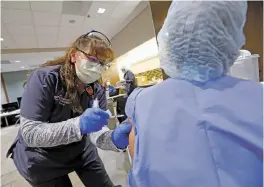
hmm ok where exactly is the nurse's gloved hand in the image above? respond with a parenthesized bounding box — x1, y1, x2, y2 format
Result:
(111, 121, 132, 149)
(80, 108, 110, 134)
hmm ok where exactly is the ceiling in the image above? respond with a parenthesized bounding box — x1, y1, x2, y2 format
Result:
(1, 51, 65, 73)
(0, 1, 149, 73)
(1, 0, 145, 49)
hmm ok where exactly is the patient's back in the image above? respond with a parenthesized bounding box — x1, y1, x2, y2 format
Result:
(126, 75, 263, 187)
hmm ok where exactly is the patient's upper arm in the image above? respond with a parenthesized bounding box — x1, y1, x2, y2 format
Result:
(125, 88, 144, 160)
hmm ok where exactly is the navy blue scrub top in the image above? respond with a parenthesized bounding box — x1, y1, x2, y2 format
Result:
(7, 65, 107, 162)
(21, 65, 107, 123)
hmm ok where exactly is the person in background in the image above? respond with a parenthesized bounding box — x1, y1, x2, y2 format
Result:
(105, 79, 118, 97)
(121, 67, 136, 96)
(126, 1, 263, 187)
(6, 30, 131, 187)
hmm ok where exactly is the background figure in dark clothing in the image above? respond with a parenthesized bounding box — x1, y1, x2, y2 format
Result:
(116, 96, 128, 123)
(121, 67, 136, 96)
(6, 31, 131, 187)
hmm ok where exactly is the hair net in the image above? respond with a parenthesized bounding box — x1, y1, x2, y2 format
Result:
(157, 1, 247, 82)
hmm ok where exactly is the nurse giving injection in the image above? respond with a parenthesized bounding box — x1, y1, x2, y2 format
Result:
(126, 1, 263, 187)
(6, 31, 131, 187)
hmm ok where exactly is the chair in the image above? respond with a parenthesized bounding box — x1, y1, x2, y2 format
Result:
(17, 97, 22, 108)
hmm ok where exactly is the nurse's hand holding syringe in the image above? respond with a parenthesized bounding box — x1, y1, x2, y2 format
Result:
(79, 98, 131, 149)
(79, 98, 108, 134)
(79, 108, 110, 134)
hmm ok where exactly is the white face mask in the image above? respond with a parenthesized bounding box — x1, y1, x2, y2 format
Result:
(75, 59, 104, 84)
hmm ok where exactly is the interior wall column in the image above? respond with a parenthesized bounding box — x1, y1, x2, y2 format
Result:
(149, 1, 172, 80)
(1, 73, 9, 103)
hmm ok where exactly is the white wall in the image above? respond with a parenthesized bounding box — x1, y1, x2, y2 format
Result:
(130, 56, 160, 74)
(111, 4, 156, 58)
(2, 70, 28, 103)
(115, 37, 160, 79)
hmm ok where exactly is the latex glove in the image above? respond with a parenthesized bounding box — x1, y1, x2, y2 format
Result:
(80, 108, 110, 134)
(112, 121, 132, 149)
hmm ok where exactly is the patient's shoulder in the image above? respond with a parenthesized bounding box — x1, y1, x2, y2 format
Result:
(125, 88, 144, 119)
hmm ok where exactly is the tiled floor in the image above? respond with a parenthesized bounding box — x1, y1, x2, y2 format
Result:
(1, 125, 130, 187)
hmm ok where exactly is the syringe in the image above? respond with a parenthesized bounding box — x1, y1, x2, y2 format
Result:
(93, 98, 125, 118)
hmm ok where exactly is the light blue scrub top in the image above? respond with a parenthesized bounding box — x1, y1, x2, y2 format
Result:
(126, 75, 263, 187)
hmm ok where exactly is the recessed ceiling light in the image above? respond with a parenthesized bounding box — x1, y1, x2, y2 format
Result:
(97, 8, 105, 14)
(21, 66, 25, 69)
(69, 20, 76, 24)
(0, 38, 4, 41)
(15, 60, 20, 63)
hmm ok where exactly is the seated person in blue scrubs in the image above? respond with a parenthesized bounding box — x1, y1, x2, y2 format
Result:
(105, 79, 118, 97)
(6, 31, 131, 187)
(126, 1, 263, 187)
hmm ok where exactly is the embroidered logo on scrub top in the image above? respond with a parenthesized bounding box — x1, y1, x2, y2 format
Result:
(54, 90, 71, 106)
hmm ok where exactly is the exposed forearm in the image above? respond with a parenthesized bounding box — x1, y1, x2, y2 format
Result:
(89, 126, 119, 152)
(129, 125, 135, 158)
(20, 116, 82, 147)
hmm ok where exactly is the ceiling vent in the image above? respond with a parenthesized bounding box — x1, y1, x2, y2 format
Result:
(62, 1, 92, 16)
